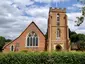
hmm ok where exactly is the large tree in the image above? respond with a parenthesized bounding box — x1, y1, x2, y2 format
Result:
(0, 36, 5, 52)
(0, 36, 12, 52)
(69, 29, 85, 42)
(5, 39, 12, 42)
(69, 29, 85, 51)
(78, 41, 85, 51)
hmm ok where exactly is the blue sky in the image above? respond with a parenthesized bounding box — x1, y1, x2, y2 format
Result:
(17, 0, 81, 14)
(0, 0, 85, 39)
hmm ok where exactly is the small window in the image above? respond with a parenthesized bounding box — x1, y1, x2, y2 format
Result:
(36, 37, 38, 46)
(10, 45, 14, 51)
(27, 37, 30, 46)
(56, 28, 60, 39)
(56, 14, 60, 26)
(33, 37, 35, 46)
(57, 14, 60, 21)
(30, 37, 32, 46)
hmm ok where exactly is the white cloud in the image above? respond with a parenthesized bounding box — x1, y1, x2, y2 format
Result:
(0, 0, 85, 40)
(67, 12, 85, 34)
(73, 3, 84, 8)
(67, 3, 84, 11)
(34, 0, 69, 3)
(67, 13, 80, 31)
(76, 30, 85, 34)
(12, 0, 34, 6)
(26, 6, 49, 18)
(0, 0, 49, 40)
(67, 7, 75, 10)
(0, 0, 31, 39)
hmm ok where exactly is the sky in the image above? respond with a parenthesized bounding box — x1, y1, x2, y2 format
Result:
(0, 0, 85, 40)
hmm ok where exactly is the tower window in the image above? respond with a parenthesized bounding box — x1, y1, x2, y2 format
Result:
(26, 31, 38, 47)
(57, 14, 60, 21)
(57, 14, 60, 26)
(56, 28, 60, 39)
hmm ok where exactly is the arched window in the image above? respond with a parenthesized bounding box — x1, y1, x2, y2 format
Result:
(57, 14, 60, 26)
(10, 45, 14, 51)
(57, 28, 60, 39)
(27, 31, 38, 47)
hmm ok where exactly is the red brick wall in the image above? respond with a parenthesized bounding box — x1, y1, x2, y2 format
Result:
(3, 22, 46, 52)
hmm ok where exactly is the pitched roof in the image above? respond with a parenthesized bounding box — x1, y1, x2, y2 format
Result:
(3, 21, 45, 49)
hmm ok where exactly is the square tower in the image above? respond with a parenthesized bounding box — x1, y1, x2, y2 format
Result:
(47, 7, 70, 52)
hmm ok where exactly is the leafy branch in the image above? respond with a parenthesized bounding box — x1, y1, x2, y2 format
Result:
(76, 0, 85, 26)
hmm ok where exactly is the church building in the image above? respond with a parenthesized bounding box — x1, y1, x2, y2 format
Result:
(3, 7, 70, 52)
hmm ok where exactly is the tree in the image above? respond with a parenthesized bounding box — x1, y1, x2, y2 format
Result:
(0, 36, 5, 52)
(76, 0, 85, 26)
(69, 29, 85, 51)
(77, 34, 85, 41)
(70, 34, 79, 42)
(5, 39, 12, 42)
(75, 16, 84, 26)
(0, 36, 12, 52)
(69, 29, 85, 42)
(69, 29, 78, 43)
(78, 41, 85, 51)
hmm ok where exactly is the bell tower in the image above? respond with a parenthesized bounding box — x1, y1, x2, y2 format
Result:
(47, 7, 70, 52)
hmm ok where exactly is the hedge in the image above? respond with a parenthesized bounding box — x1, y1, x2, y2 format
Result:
(0, 52, 85, 64)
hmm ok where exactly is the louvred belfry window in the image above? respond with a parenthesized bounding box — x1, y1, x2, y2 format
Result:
(57, 14, 60, 26)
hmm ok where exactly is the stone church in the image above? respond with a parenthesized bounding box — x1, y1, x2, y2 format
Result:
(3, 7, 70, 52)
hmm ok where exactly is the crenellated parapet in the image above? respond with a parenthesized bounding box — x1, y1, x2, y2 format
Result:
(49, 7, 66, 13)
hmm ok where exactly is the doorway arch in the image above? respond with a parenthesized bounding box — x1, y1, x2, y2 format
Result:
(56, 45, 62, 51)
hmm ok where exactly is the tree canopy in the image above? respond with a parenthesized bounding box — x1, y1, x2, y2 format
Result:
(69, 29, 85, 51)
(0, 36, 5, 52)
(0, 36, 12, 52)
(69, 29, 85, 43)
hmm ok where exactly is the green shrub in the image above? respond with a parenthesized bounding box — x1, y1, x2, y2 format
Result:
(0, 52, 85, 64)
(20, 50, 28, 53)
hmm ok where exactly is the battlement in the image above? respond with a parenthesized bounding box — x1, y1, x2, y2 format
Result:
(50, 7, 66, 13)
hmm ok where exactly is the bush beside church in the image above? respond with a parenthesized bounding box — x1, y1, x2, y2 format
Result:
(0, 52, 85, 64)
